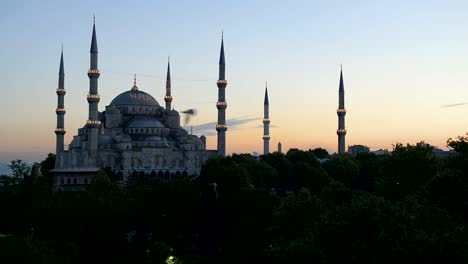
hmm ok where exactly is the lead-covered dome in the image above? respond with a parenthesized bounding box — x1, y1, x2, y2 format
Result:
(110, 87, 160, 107)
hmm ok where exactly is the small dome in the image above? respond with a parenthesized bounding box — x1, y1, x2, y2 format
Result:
(110, 88, 160, 107)
(106, 106, 120, 114)
(168, 109, 180, 116)
(128, 116, 165, 128)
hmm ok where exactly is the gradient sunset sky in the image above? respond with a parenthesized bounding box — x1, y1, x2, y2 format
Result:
(1, 0, 468, 163)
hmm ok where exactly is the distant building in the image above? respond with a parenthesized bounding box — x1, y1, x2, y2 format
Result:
(277, 142, 282, 154)
(432, 148, 458, 159)
(348, 145, 370, 156)
(371, 149, 390, 156)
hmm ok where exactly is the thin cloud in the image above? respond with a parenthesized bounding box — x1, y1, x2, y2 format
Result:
(441, 102, 468, 108)
(253, 125, 279, 128)
(191, 116, 260, 135)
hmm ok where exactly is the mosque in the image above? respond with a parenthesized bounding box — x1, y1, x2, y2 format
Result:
(51, 20, 347, 191)
(51, 21, 228, 190)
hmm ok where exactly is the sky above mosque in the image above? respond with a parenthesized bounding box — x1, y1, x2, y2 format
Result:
(1, 0, 468, 162)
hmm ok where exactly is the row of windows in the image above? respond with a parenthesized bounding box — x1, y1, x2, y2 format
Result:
(60, 177, 89, 185)
(127, 128, 167, 134)
(120, 106, 159, 114)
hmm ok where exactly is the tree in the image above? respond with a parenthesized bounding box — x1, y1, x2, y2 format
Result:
(286, 148, 319, 168)
(311, 147, 329, 159)
(323, 154, 359, 187)
(447, 132, 468, 154)
(376, 142, 441, 200)
(9, 159, 31, 183)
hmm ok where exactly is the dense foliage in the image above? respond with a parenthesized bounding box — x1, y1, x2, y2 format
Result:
(0, 138, 467, 263)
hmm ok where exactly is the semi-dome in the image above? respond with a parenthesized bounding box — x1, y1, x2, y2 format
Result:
(128, 116, 165, 128)
(110, 89, 160, 107)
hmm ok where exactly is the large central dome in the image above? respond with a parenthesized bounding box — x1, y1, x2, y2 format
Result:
(110, 85, 160, 107)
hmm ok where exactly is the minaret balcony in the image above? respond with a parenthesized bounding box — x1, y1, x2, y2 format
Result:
(263, 118, 270, 123)
(54, 128, 66, 134)
(87, 69, 101, 77)
(217, 80, 228, 84)
(216, 124, 228, 131)
(56, 88, 67, 95)
(164, 96, 173, 102)
(263, 135, 270, 140)
(337, 108, 347, 113)
(86, 120, 101, 127)
(216, 101, 228, 109)
(55, 108, 66, 114)
(336, 129, 347, 135)
(87, 94, 101, 102)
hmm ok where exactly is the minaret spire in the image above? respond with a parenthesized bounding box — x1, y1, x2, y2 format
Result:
(55, 48, 66, 153)
(87, 18, 101, 164)
(164, 57, 173, 111)
(216, 32, 228, 156)
(337, 66, 347, 154)
(263, 83, 270, 155)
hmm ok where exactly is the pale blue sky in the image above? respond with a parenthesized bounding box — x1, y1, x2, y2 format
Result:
(1, 0, 468, 162)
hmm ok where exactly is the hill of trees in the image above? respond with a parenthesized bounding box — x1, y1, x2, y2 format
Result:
(0, 134, 467, 263)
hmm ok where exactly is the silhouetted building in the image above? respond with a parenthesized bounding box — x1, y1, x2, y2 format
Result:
(348, 145, 370, 156)
(371, 149, 390, 156)
(432, 148, 458, 159)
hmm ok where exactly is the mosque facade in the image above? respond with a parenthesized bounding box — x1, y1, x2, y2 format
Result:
(52, 21, 226, 190)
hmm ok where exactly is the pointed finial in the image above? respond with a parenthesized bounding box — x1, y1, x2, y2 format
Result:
(222, 30, 224, 39)
(93, 14, 95, 24)
(340, 64, 342, 70)
(131, 73, 139, 91)
(219, 32, 225, 66)
(59, 46, 64, 75)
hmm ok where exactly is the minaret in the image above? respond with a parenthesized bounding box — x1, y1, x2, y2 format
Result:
(164, 57, 172, 111)
(337, 66, 347, 154)
(263, 84, 270, 155)
(278, 142, 282, 154)
(216, 33, 228, 156)
(86, 18, 101, 161)
(55, 48, 66, 153)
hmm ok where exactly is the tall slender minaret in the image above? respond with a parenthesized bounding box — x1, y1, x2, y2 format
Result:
(278, 142, 282, 154)
(164, 57, 172, 111)
(86, 18, 101, 161)
(216, 33, 228, 156)
(55, 48, 66, 153)
(263, 84, 270, 155)
(337, 66, 347, 154)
